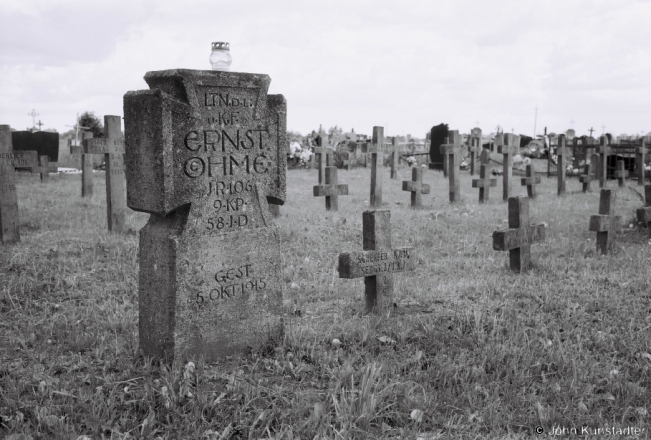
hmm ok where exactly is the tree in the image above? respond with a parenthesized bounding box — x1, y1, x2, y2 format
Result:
(79, 112, 104, 138)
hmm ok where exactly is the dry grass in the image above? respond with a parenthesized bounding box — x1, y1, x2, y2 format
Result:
(1, 163, 650, 439)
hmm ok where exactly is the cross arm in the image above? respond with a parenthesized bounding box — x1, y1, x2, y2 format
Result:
(313, 184, 348, 197)
(589, 215, 620, 232)
(493, 224, 546, 251)
(338, 247, 415, 279)
(472, 178, 497, 188)
(520, 176, 541, 185)
(402, 181, 430, 194)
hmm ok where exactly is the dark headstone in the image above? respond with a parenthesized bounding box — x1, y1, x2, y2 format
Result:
(492, 196, 546, 272)
(124, 69, 286, 362)
(338, 210, 416, 313)
(428, 123, 448, 171)
(589, 189, 620, 254)
(11, 130, 59, 163)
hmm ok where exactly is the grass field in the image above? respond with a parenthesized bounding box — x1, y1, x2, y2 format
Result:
(1, 163, 650, 439)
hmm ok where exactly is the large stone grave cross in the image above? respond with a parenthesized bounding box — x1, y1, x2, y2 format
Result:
(124, 69, 287, 362)
(556, 134, 568, 195)
(498, 133, 519, 201)
(636, 185, 651, 237)
(402, 167, 430, 208)
(615, 160, 628, 187)
(82, 115, 126, 233)
(636, 140, 646, 185)
(492, 196, 546, 272)
(468, 127, 482, 176)
(0, 126, 36, 244)
(313, 166, 348, 211)
(440, 130, 464, 203)
(579, 161, 593, 193)
(520, 164, 541, 198)
(362, 126, 384, 208)
(338, 209, 416, 313)
(596, 136, 609, 188)
(389, 136, 401, 179)
(472, 155, 497, 203)
(589, 189, 620, 254)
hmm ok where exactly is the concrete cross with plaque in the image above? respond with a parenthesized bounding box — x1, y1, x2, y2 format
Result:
(338, 210, 416, 313)
(498, 134, 519, 201)
(492, 196, 546, 272)
(83, 116, 126, 233)
(636, 185, 651, 238)
(440, 130, 464, 203)
(589, 189, 620, 255)
(124, 69, 287, 362)
(402, 167, 430, 208)
(520, 164, 541, 199)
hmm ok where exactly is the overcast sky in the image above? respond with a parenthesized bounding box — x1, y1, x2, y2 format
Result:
(1, 0, 649, 139)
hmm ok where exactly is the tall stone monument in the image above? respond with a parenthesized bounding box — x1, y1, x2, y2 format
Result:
(124, 69, 286, 362)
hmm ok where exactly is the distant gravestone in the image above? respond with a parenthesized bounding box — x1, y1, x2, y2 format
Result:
(338, 210, 416, 313)
(124, 69, 286, 361)
(597, 136, 609, 188)
(362, 127, 384, 208)
(498, 134, 519, 201)
(402, 167, 430, 208)
(440, 130, 464, 203)
(520, 164, 540, 198)
(468, 127, 482, 176)
(636, 185, 651, 237)
(615, 160, 628, 187)
(313, 166, 348, 211)
(492, 196, 546, 272)
(580, 161, 593, 193)
(83, 116, 126, 233)
(589, 189, 620, 255)
(11, 130, 59, 164)
(636, 140, 646, 185)
(557, 134, 568, 195)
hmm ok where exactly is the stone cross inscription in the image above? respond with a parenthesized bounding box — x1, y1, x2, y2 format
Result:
(402, 167, 430, 208)
(440, 130, 464, 203)
(520, 164, 541, 199)
(589, 189, 620, 255)
(498, 134, 519, 201)
(83, 116, 126, 233)
(492, 196, 546, 272)
(636, 185, 651, 238)
(124, 69, 286, 362)
(338, 210, 416, 313)
(313, 166, 348, 211)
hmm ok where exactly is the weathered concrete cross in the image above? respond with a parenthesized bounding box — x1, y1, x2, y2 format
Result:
(615, 160, 628, 187)
(468, 127, 483, 176)
(556, 134, 568, 196)
(579, 161, 593, 193)
(338, 209, 416, 313)
(589, 189, 620, 255)
(341, 151, 353, 170)
(492, 196, 546, 272)
(80, 131, 94, 197)
(636, 185, 651, 238)
(314, 132, 333, 184)
(83, 115, 126, 232)
(389, 136, 401, 179)
(402, 167, 430, 208)
(440, 130, 464, 203)
(313, 166, 348, 211)
(362, 126, 384, 208)
(30, 155, 50, 183)
(498, 133, 519, 201)
(520, 164, 541, 198)
(596, 136, 610, 188)
(636, 139, 646, 185)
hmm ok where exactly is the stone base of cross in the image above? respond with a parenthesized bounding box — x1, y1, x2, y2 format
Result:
(338, 210, 416, 313)
(492, 196, 546, 272)
(589, 189, 620, 255)
(636, 185, 651, 237)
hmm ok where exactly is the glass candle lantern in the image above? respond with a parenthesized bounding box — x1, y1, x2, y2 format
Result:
(209, 42, 232, 71)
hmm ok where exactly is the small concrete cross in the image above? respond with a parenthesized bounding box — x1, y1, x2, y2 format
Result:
(314, 134, 333, 184)
(83, 115, 126, 232)
(498, 133, 519, 201)
(596, 136, 610, 188)
(636, 185, 651, 238)
(402, 167, 430, 208)
(492, 196, 546, 272)
(389, 136, 401, 179)
(520, 164, 541, 199)
(30, 155, 50, 183)
(589, 189, 620, 255)
(472, 163, 497, 203)
(36, 120, 44, 131)
(556, 134, 568, 196)
(615, 160, 628, 187)
(440, 130, 464, 203)
(636, 139, 646, 185)
(313, 166, 348, 211)
(362, 126, 384, 208)
(579, 161, 593, 193)
(341, 151, 353, 170)
(468, 128, 483, 176)
(338, 209, 416, 313)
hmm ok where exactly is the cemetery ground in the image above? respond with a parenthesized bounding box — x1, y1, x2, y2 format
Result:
(1, 164, 650, 439)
